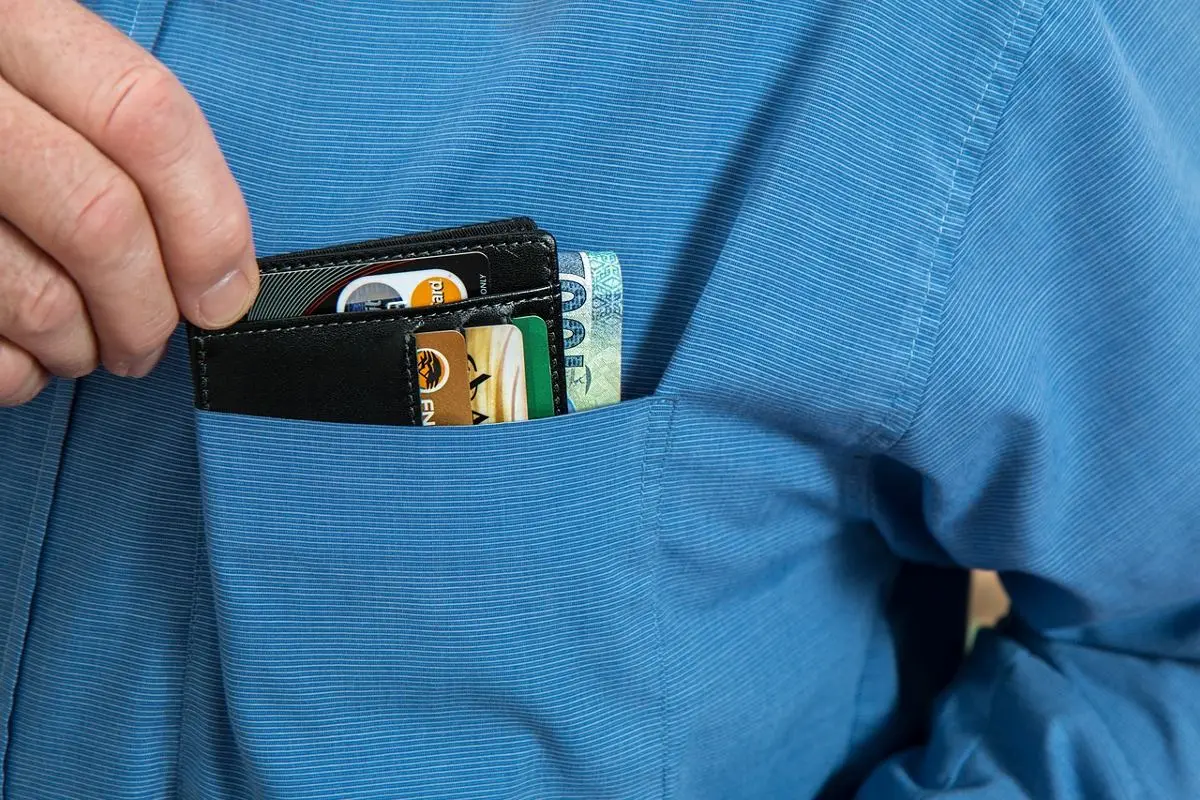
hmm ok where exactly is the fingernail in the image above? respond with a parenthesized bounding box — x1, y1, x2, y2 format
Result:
(128, 342, 167, 379)
(198, 268, 252, 328)
(106, 359, 134, 378)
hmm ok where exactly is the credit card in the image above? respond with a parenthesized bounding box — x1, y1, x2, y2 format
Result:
(464, 324, 528, 425)
(511, 316, 555, 420)
(414, 330, 473, 426)
(338, 269, 468, 313)
(247, 251, 490, 321)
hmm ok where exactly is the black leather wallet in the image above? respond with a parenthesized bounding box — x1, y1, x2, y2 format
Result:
(187, 218, 567, 425)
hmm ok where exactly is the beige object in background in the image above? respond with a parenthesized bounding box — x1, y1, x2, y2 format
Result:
(968, 571, 1010, 648)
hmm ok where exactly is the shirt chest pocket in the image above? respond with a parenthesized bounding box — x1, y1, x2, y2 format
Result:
(191, 396, 675, 798)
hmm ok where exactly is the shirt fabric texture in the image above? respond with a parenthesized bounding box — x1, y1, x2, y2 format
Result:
(1, 1, 1198, 797)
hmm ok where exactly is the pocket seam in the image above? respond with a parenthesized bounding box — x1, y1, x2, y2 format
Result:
(0, 381, 76, 791)
(638, 396, 680, 800)
(170, 521, 207, 797)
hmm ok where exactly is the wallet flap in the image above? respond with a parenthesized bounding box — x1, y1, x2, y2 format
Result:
(193, 314, 420, 425)
(190, 287, 564, 424)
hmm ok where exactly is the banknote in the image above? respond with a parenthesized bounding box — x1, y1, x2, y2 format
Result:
(559, 251, 622, 412)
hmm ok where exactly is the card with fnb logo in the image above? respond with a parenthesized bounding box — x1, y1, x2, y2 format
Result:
(414, 330, 472, 426)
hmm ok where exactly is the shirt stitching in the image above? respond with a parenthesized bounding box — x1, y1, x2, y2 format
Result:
(169, 526, 207, 799)
(872, 0, 1044, 452)
(638, 397, 680, 800)
(0, 383, 72, 794)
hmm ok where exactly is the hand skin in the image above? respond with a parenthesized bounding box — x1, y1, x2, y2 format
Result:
(0, 0, 259, 405)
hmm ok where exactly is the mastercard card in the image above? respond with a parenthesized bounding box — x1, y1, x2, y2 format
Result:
(465, 324, 528, 425)
(338, 269, 468, 313)
(414, 330, 473, 426)
(246, 251, 489, 321)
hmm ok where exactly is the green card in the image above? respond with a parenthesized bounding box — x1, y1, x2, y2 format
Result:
(512, 315, 555, 419)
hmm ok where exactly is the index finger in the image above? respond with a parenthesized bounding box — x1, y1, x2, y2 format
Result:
(0, 0, 259, 329)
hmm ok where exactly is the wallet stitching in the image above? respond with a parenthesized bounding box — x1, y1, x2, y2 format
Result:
(259, 237, 552, 275)
(545, 307, 563, 412)
(196, 316, 429, 339)
(192, 296, 555, 339)
(402, 330, 417, 425)
(196, 336, 210, 411)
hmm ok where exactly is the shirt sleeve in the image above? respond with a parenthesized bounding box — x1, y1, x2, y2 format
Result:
(858, 1, 1200, 797)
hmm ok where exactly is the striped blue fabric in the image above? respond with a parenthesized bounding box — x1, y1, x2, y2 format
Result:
(1, 0, 1198, 797)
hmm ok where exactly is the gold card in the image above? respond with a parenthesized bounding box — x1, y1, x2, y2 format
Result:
(464, 324, 528, 424)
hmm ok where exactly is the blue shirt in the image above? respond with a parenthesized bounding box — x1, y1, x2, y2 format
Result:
(2, 1, 1198, 797)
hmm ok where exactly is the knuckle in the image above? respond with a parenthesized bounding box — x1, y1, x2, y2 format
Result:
(10, 272, 79, 339)
(106, 310, 177, 363)
(54, 170, 143, 261)
(198, 209, 252, 267)
(97, 63, 196, 166)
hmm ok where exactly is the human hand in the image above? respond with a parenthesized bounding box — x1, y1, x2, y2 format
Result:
(0, 0, 258, 406)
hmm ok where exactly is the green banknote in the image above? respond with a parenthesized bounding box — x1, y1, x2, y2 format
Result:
(559, 251, 622, 411)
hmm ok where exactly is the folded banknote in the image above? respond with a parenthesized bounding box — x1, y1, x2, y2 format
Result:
(560, 251, 622, 412)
